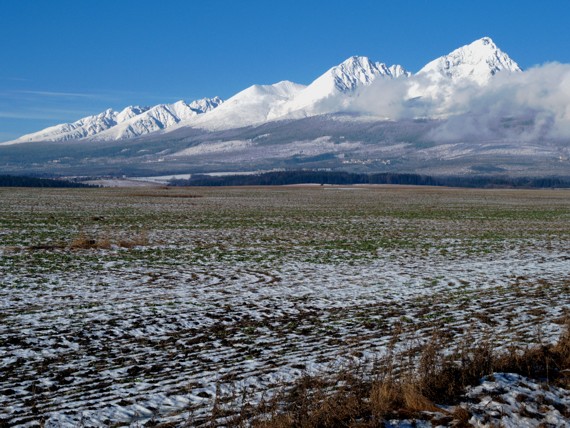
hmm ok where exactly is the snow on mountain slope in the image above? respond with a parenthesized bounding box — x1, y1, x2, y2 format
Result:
(189, 81, 305, 131)
(187, 97, 224, 114)
(267, 56, 409, 119)
(91, 97, 223, 141)
(115, 106, 148, 123)
(2, 97, 222, 144)
(389, 64, 411, 78)
(417, 37, 521, 85)
(2, 37, 523, 144)
(404, 37, 522, 115)
(6, 106, 149, 144)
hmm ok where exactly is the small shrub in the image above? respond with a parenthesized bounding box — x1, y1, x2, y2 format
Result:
(69, 232, 111, 250)
(69, 229, 148, 250)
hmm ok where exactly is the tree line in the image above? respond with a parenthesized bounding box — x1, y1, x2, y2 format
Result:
(169, 171, 570, 189)
(0, 175, 96, 188)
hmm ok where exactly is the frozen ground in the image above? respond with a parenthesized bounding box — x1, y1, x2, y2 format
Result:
(464, 373, 570, 427)
(0, 186, 569, 426)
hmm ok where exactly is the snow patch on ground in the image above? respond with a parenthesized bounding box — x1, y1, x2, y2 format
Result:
(172, 140, 253, 157)
(464, 373, 570, 427)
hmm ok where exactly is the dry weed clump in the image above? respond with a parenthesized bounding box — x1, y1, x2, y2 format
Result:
(69, 229, 149, 250)
(69, 232, 112, 250)
(241, 320, 570, 427)
(493, 318, 570, 389)
(118, 229, 149, 248)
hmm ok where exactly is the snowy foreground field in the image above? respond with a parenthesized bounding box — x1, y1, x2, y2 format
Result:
(1, 186, 569, 426)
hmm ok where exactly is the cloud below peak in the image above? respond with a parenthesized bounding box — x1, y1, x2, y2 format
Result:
(350, 62, 570, 142)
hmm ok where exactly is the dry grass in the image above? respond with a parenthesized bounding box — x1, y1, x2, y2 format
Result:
(69, 232, 112, 250)
(493, 319, 570, 389)
(118, 229, 149, 248)
(69, 229, 148, 249)
(238, 319, 570, 427)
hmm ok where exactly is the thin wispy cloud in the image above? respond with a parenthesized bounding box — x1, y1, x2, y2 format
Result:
(3, 88, 187, 105)
(0, 109, 100, 121)
(17, 90, 98, 98)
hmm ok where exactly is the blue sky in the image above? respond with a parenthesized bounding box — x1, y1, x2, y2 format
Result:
(1, 0, 570, 141)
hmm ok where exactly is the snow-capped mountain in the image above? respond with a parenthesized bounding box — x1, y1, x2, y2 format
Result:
(189, 81, 305, 131)
(319, 55, 405, 92)
(389, 64, 411, 78)
(3, 37, 522, 145)
(400, 37, 523, 115)
(2, 37, 567, 179)
(188, 97, 224, 114)
(91, 97, 223, 141)
(5, 97, 222, 144)
(267, 56, 409, 119)
(7, 106, 149, 143)
(417, 37, 521, 85)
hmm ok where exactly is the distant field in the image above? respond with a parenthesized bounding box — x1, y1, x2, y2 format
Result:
(1, 186, 569, 426)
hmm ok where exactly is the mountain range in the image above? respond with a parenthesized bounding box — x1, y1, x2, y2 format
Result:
(1, 37, 568, 178)
(4, 37, 518, 144)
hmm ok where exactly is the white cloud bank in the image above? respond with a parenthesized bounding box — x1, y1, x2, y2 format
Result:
(351, 63, 570, 142)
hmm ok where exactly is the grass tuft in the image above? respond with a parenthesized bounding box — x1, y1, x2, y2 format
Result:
(69, 232, 111, 250)
(241, 319, 570, 427)
(69, 229, 149, 250)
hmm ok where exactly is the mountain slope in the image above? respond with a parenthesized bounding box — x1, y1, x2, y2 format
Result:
(3, 97, 222, 144)
(401, 37, 523, 115)
(2, 37, 523, 145)
(417, 37, 521, 84)
(7, 106, 149, 144)
(188, 81, 306, 131)
(267, 56, 409, 119)
(91, 97, 223, 141)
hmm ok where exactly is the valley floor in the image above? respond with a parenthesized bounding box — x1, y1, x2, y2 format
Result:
(0, 186, 569, 426)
